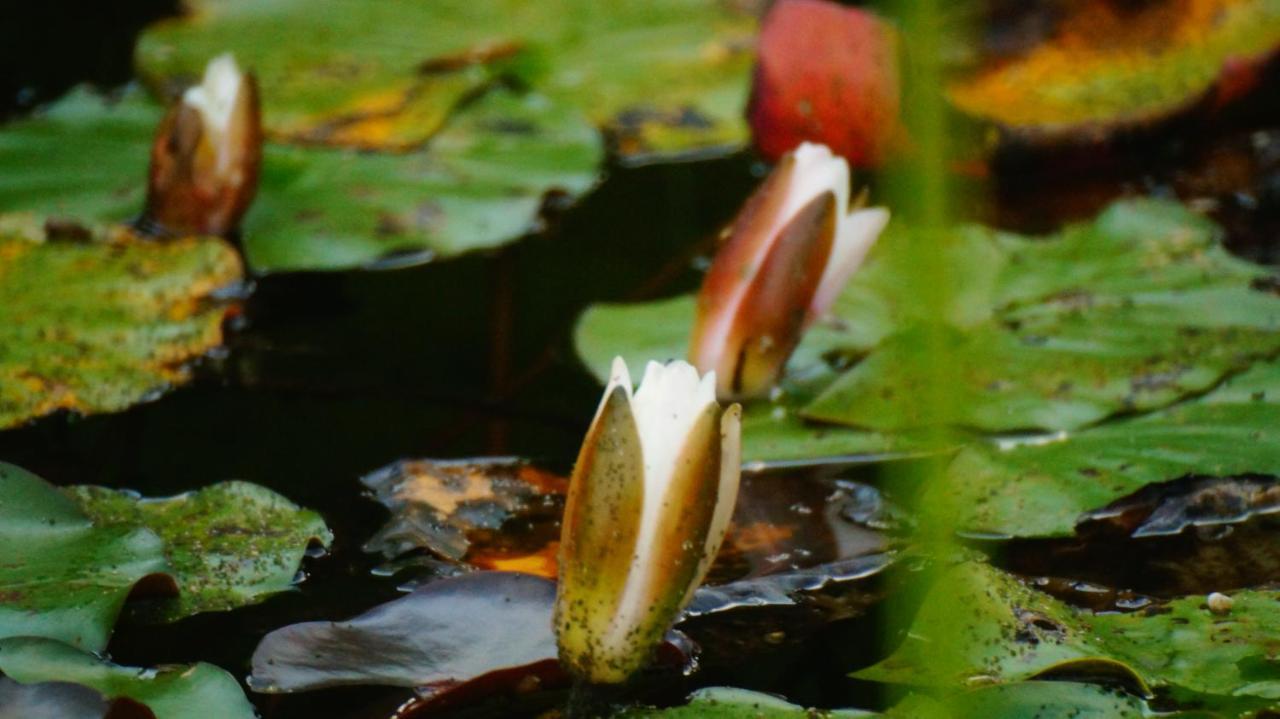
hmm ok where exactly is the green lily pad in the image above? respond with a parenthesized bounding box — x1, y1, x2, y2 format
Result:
(575, 200, 1280, 456)
(858, 562, 1280, 713)
(0, 636, 255, 719)
(0, 463, 171, 652)
(0, 85, 600, 273)
(134, 0, 754, 161)
(885, 682, 1217, 719)
(574, 296, 932, 464)
(621, 687, 873, 718)
(937, 359, 1280, 538)
(66, 481, 332, 622)
(948, 0, 1280, 138)
(0, 213, 242, 430)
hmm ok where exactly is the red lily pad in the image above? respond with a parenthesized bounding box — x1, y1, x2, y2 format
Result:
(748, 0, 901, 165)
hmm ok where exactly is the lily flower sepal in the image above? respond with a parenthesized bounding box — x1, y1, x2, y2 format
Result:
(555, 358, 741, 684)
(144, 53, 262, 238)
(689, 142, 889, 400)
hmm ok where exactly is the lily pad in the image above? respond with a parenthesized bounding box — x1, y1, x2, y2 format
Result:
(0, 85, 600, 273)
(939, 359, 1280, 538)
(0, 463, 171, 652)
(0, 213, 242, 429)
(66, 481, 332, 622)
(0, 637, 255, 719)
(362, 458, 566, 565)
(947, 0, 1280, 138)
(134, 0, 754, 161)
(576, 200, 1280, 452)
(249, 571, 561, 694)
(621, 687, 873, 718)
(857, 562, 1280, 712)
(885, 681, 1215, 719)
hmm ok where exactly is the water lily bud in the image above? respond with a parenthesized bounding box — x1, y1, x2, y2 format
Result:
(144, 53, 262, 237)
(689, 142, 889, 400)
(555, 358, 741, 684)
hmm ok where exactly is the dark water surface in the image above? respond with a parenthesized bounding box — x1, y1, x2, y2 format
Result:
(3, 3, 1280, 718)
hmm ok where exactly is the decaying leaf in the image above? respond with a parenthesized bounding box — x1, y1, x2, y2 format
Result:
(134, 0, 755, 161)
(66, 481, 332, 622)
(362, 457, 891, 583)
(0, 637, 255, 719)
(0, 214, 242, 429)
(948, 0, 1280, 139)
(362, 458, 566, 569)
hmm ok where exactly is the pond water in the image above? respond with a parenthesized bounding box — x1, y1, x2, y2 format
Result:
(4, 3, 1280, 718)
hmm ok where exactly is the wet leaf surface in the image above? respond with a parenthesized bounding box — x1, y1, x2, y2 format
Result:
(362, 458, 565, 566)
(884, 681, 1213, 719)
(577, 200, 1280, 456)
(362, 457, 890, 584)
(941, 360, 1280, 538)
(0, 213, 242, 429)
(858, 562, 1280, 714)
(249, 571, 561, 694)
(0, 86, 600, 272)
(948, 0, 1280, 139)
(0, 462, 172, 652)
(0, 677, 114, 719)
(0, 636, 255, 719)
(67, 481, 332, 622)
(134, 0, 755, 162)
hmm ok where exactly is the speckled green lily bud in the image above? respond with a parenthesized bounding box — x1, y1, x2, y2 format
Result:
(555, 358, 741, 684)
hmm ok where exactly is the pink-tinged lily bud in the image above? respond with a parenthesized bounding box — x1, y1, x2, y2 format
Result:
(144, 53, 262, 237)
(689, 142, 889, 400)
(555, 358, 741, 684)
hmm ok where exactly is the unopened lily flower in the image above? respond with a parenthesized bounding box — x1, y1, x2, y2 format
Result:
(689, 142, 889, 400)
(144, 53, 262, 237)
(555, 358, 741, 684)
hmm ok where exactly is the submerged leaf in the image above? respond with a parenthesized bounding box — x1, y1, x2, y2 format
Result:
(941, 360, 1280, 538)
(0, 637, 255, 719)
(362, 458, 565, 566)
(948, 0, 1280, 138)
(858, 562, 1280, 712)
(66, 481, 332, 622)
(0, 214, 242, 429)
(0, 86, 600, 273)
(0, 463, 172, 652)
(135, 0, 755, 161)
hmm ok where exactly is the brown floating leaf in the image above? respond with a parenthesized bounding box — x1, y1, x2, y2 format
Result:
(361, 458, 566, 571)
(948, 0, 1280, 139)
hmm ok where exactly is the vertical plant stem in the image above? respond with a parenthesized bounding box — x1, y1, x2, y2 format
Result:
(877, 0, 980, 710)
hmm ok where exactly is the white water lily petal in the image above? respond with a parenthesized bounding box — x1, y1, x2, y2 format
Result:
(182, 54, 245, 176)
(811, 206, 890, 317)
